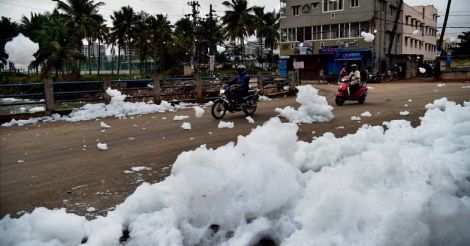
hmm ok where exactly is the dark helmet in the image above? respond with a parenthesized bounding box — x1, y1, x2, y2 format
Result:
(237, 64, 246, 74)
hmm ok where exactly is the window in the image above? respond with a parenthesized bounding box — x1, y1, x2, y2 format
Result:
(305, 26, 312, 40)
(297, 27, 304, 42)
(311, 2, 319, 8)
(405, 37, 408, 46)
(312, 26, 321, 40)
(331, 24, 339, 39)
(323, 25, 331, 39)
(323, 0, 343, 12)
(281, 29, 287, 42)
(331, 13, 335, 18)
(288, 28, 296, 41)
(350, 22, 360, 37)
(280, 2, 287, 17)
(351, 0, 359, 8)
(292, 5, 300, 16)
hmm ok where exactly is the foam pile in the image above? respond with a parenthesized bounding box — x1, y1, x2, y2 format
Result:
(276, 85, 334, 124)
(1, 97, 469, 245)
(361, 31, 375, 43)
(2, 89, 174, 127)
(4, 33, 39, 69)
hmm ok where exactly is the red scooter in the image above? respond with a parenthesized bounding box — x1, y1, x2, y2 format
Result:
(335, 76, 368, 106)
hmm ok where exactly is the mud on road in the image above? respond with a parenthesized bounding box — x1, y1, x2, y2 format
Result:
(1, 82, 469, 218)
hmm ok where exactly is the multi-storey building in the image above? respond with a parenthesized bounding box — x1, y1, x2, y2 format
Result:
(82, 43, 106, 58)
(279, 0, 436, 78)
(402, 4, 438, 62)
(441, 37, 460, 55)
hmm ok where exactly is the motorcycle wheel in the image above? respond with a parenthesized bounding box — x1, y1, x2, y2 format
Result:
(211, 100, 227, 119)
(357, 97, 366, 104)
(243, 97, 257, 116)
(335, 96, 345, 106)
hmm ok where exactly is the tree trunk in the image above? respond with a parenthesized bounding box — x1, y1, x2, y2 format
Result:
(241, 36, 245, 66)
(88, 39, 92, 75)
(111, 44, 115, 75)
(117, 44, 121, 75)
(128, 42, 132, 75)
(97, 39, 101, 75)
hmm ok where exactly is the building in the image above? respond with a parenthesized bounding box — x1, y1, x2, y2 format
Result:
(82, 42, 106, 58)
(402, 4, 438, 62)
(279, 0, 437, 79)
(441, 37, 460, 55)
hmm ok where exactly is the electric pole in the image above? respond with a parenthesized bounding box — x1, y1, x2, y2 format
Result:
(435, 0, 452, 79)
(188, 1, 200, 74)
(207, 4, 216, 55)
(387, 0, 403, 68)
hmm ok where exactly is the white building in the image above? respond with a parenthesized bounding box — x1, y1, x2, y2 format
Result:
(402, 4, 438, 62)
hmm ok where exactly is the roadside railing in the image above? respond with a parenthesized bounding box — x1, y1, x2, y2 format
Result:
(0, 74, 290, 114)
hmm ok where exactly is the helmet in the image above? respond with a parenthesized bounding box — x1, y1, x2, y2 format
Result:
(237, 64, 246, 74)
(351, 64, 358, 70)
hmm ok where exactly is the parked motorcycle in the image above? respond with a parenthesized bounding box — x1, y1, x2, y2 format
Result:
(335, 76, 368, 106)
(211, 84, 259, 119)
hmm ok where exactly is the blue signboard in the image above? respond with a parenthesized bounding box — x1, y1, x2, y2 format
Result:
(336, 52, 363, 61)
(278, 59, 288, 77)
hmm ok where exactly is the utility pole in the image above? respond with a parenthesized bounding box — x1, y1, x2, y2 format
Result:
(387, 0, 403, 69)
(207, 4, 216, 55)
(188, 1, 200, 74)
(435, 0, 452, 79)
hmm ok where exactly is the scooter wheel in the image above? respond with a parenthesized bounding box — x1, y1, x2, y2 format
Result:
(357, 97, 365, 104)
(335, 96, 345, 106)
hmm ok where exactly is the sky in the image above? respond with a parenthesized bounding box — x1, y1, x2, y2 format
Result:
(0, 0, 468, 38)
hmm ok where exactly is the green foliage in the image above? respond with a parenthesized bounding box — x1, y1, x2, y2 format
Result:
(0, 17, 19, 70)
(451, 31, 470, 57)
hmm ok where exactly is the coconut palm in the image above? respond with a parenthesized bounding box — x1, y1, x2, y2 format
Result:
(95, 21, 108, 75)
(53, 0, 105, 76)
(111, 6, 137, 74)
(253, 7, 280, 69)
(221, 0, 256, 64)
(147, 14, 172, 72)
(0, 17, 19, 71)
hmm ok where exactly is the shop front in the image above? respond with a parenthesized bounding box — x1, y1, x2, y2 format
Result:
(319, 46, 372, 76)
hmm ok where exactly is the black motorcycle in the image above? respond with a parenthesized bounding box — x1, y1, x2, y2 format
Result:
(211, 84, 259, 119)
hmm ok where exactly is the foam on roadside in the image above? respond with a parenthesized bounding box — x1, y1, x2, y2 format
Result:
(276, 85, 334, 124)
(1, 98, 469, 245)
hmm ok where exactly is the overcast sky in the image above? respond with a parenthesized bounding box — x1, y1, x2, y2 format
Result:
(0, 0, 468, 37)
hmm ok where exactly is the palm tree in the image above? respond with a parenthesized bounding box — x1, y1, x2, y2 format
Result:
(34, 13, 81, 79)
(173, 17, 193, 63)
(221, 0, 256, 64)
(95, 21, 108, 75)
(20, 13, 49, 75)
(53, 0, 104, 76)
(147, 14, 172, 72)
(253, 7, 280, 70)
(110, 10, 126, 75)
(0, 17, 19, 71)
(134, 12, 151, 75)
(111, 6, 136, 75)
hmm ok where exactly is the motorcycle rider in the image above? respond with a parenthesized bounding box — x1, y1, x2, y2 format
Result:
(229, 64, 250, 106)
(349, 64, 361, 96)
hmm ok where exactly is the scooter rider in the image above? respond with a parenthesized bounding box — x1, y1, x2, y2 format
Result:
(229, 64, 250, 105)
(349, 64, 361, 96)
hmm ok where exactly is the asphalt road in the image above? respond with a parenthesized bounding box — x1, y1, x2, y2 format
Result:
(1, 82, 469, 218)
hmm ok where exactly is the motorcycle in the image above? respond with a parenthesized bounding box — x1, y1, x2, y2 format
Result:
(335, 76, 368, 106)
(211, 84, 259, 119)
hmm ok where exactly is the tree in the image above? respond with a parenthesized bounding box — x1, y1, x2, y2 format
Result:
(253, 8, 280, 70)
(221, 0, 256, 64)
(147, 14, 172, 72)
(451, 31, 470, 56)
(0, 17, 19, 71)
(53, 0, 104, 76)
(95, 20, 108, 75)
(34, 13, 81, 79)
(111, 6, 137, 75)
(133, 12, 151, 75)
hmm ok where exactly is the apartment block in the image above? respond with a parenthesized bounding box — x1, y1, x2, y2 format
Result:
(279, 0, 436, 78)
(402, 4, 438, 62)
